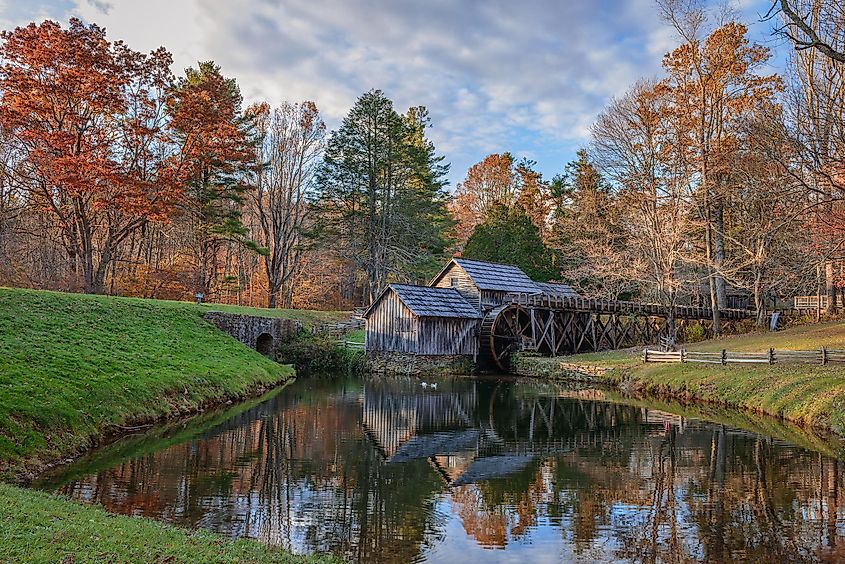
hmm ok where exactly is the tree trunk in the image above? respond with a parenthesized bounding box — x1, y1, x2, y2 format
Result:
(714, 201, 727, 309)
(825, 261, 837, 313)
(704, 207, 722, 335)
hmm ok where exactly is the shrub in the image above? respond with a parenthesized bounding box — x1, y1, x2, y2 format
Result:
(682, 323, 706, 343)
(275, 331, 362, 374)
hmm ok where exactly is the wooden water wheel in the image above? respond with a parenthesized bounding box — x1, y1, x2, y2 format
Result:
(479, 303, 532, 372)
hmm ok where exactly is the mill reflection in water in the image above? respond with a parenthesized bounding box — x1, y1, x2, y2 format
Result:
(50, 375, 845, 563)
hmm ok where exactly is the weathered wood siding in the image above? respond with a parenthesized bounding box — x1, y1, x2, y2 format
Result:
(433, 263, 481, 311)
(417, 318, 478, 355)
(480, 290, 509, 310)
(365, 290, 418, 353)
(365, 287, 478, 355)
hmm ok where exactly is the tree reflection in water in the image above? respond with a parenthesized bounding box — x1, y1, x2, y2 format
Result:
(48, 375, 845, 563)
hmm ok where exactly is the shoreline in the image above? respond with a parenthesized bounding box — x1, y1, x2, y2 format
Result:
(514, 348, 845, 440)
(0, 287, 338, 562)
(18, 375, 293, 487)
(0, 287, 303, 483)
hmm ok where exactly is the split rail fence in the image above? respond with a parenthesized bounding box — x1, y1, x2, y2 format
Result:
(339, 339, 365, 351)
(642, 347, 845, 366)
(313, 318, 365, 337)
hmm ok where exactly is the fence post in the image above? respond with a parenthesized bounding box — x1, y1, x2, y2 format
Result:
(721, 349, 727, 365)
(681, 348, 686, 363)
(643, 348, 648, 363)
(822, 347, 828, 366)
(768, 347, 774, 364)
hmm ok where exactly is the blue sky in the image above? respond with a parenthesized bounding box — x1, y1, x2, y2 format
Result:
(0, 0, 786, 188)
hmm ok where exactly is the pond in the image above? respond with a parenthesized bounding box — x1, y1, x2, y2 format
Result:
(37, 374, 845, 563)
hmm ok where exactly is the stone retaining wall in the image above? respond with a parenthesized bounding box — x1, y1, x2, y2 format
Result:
(512, 353, 615, 380)
(364, 352, 474, 376)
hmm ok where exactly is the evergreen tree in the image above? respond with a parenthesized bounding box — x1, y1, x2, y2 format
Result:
(168, 61, 259, 296)
(550, 149, 632, 298)
(463, 203, 557, 281)
(401, 106, 453, 281)
(315, 90, 450, 302)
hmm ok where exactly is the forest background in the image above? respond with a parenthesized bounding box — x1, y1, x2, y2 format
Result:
(1, 1, 844, 330)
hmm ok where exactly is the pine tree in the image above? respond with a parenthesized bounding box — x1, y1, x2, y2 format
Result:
(551, 149, 631, 298)
(315, 90, 450, 302)
(168, 61, 259, 296)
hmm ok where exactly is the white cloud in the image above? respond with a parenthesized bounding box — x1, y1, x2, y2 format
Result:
(2, 0, 782, 186)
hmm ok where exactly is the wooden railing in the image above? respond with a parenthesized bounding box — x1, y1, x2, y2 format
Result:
(643, 347, 845, 365)
(506, 293, 752, 320)
(313, 319, 365, 337)
(339, 339, 365, 351)
(793, 295, 845, 310)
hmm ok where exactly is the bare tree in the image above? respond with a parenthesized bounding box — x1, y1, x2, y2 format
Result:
(773, 1, 845, 63)
(592, 82, 693, 343)
(721, 113, 813, 325)
(251, 101, 325, 308)
(774, 0, 845, 311)
(0, 128, 26, 276)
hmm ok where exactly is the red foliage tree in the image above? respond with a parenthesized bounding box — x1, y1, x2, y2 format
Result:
(449, 153, 518, 250)
(0, 19, 177, 293)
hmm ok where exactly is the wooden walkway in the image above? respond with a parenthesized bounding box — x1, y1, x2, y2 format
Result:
(480, 293, 754, 370)
(507, 293, 750, 320)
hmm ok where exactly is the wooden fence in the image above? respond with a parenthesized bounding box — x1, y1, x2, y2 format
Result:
(794, 295, 845, 310)
(642, 347, 845, 366)
(313, 319, 365, 337)
(339, 339, 365, 351)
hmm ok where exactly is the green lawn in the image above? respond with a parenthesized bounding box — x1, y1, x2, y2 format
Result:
(516, 321, 845, 435)
(346, 328, 365, 344)
(0, 483, 336, 563)
(193, 301, 349, 329)
(0, 287, 345, 562)
(0, 287, 347, 481)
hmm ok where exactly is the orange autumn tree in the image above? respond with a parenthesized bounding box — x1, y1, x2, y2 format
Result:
(515, 159, 551, 238)
(450, 153, 518, 250)
(0, 19, 177, 294)
(658, 11, 781, 330)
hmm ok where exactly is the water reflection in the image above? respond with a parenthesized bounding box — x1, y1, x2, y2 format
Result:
(43, 376, 845, 563)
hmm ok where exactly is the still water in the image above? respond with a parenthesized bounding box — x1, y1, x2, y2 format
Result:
(38, 375, 845, 563)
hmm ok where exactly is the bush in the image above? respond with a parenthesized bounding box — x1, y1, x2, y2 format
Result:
(276, 331, 362, 374)
(683, 323, 706, 343)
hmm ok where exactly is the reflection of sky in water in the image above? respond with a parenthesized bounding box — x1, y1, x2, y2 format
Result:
(40, 375, 845, 563)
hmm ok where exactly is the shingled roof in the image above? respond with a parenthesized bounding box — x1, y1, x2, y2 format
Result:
(536, 281, 580, 299)
(451, 258, 541, 294)
(365, 284, 480, 319)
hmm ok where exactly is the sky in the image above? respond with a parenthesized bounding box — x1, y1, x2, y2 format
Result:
(0, 0, 786, 189)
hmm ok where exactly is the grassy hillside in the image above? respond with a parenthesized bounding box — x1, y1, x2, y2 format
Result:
(193, 301, 349, 329)
(517, 321, 845, 434)
(0, 483, 335, 563)
(0, 288, 347, 562)
(0, 287, 337, 480)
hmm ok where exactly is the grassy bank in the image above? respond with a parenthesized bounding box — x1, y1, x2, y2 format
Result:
(515, 320, 845, 435)
(0, 483, 332, 563)
(0, 287, 346, 561)
(0, 287, 329, 480)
